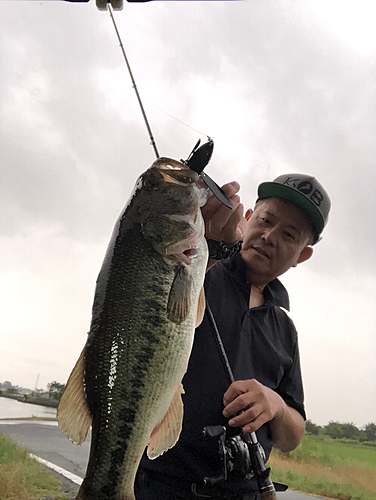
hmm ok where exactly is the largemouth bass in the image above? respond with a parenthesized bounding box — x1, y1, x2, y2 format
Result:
(57, 157, 208, 500)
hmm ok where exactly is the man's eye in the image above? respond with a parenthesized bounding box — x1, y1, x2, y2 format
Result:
(284, 231, 295, 240)
(260, 217, 270, 224)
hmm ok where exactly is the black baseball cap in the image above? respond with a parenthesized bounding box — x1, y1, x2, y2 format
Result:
(257, 174, 331, 244)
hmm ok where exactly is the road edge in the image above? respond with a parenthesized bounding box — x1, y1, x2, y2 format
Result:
(29, 453, 83, 485)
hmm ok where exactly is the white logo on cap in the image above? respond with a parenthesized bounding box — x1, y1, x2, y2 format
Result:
(283, 177, 323, 208)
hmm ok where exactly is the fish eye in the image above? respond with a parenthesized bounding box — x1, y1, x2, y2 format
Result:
(144, 178, 159, 190)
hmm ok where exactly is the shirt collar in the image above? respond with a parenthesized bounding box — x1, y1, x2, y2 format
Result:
(221, 252, 290, 311)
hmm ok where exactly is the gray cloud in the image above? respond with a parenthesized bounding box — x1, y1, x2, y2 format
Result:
(1, 0, 375, 424)
(2, 2, 374, 264)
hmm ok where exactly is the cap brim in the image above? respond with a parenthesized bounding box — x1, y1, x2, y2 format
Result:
(258, 182, 324, 240)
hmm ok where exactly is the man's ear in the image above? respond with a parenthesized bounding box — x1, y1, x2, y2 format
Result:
(245, 208, 253, 221)
(296, 246, 313, 265)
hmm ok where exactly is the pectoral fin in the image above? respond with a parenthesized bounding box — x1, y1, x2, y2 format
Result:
(57, 345, 92, 445)
(167, 266, 193, 324)
(147, 384, 184, 460)
(195, 286, 206, 327)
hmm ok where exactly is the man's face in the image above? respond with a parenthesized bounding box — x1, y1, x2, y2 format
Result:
(240, 197, 313, 285)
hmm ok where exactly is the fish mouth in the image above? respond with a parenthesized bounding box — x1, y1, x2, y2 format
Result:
(142, 157, 208, 263)
(252, 246, 271, 259)
(155, 160, 208, 208)
(144, 158, 208, 214)
(153, 158, 199, 185)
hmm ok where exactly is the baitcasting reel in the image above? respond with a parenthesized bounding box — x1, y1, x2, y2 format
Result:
(191, 425, 287, 498)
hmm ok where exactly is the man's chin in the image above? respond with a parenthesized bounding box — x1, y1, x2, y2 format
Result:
(241, 250, 273, 276)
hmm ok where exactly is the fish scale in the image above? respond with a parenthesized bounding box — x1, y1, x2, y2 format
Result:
(58, 158, 208, 500)
(84, 231, 173, 495)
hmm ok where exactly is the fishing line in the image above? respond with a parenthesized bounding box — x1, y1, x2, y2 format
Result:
(108, 5, 159, 159)
(146, 100, 210, 139)
(108, 6, 211, 157)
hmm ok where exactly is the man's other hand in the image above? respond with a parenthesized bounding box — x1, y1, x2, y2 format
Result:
(222, 379, 305, 452)
(222, 379, 283, 433)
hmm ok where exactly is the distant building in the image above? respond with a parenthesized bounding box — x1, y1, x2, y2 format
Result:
(19, 388, 33, 396)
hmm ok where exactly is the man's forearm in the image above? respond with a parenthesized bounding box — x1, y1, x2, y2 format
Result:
(269, 402, 305, 452)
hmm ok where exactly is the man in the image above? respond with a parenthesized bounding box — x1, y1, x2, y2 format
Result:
(135, 173, 331, 500)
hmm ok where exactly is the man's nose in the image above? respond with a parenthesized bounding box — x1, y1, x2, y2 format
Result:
(262, 226, 277, 245)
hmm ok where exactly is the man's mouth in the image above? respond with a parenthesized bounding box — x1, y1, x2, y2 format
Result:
(252, 246, 271, 259)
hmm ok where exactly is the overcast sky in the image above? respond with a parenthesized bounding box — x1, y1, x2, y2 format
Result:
(1, 0, 375, 428)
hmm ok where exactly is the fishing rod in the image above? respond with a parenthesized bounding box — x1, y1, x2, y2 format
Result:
(108, 6, 160, 159)
(203, 302, 287, 500)
(106, 8, 279, 499)
(63, 1, 152, 12)
(108, 6, 233, 209)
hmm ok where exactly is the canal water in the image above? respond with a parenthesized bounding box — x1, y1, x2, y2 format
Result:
(0, 396, 57, 419)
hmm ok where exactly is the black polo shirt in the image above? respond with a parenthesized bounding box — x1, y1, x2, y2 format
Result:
(139, 252, 305, 493)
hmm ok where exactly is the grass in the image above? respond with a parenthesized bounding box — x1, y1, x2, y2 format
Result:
(269, 434, 376, 500)
(1, 428, 375, 500)
(0, 433, 68, 500)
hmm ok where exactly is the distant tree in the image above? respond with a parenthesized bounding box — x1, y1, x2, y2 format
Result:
(358, 429, 367, 442)
(47, 381, 66, 401)
(324, 421, 344, 439)
(341, 422, 360, 440)
(305, 419, 321, 435)
(324, 421, 362, 440)
(364, 423, 376, 442)
(4, 387, 19, 395)
(2, 381, 12, 389)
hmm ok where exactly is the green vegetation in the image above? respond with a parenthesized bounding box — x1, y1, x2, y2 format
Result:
(0, 433, 68, 500)
(269, 433, 376, 500)
(46, 382, 66, 402)
(1, 389, 19, 397)
(306, 419, 376, 443)
(0, 380, 66, 409)
(1, 390, 375, 500)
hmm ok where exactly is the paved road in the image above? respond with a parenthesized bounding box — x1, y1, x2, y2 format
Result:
(0, 420, 90, 478)
(0, 421, 326, 499)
